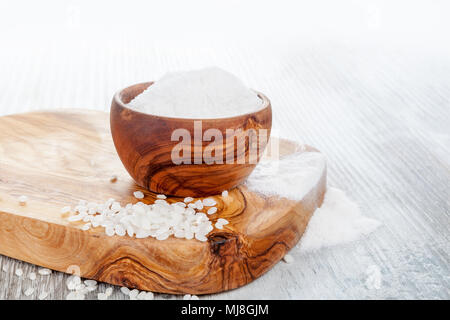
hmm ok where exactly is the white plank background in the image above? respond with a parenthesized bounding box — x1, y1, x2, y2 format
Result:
(0, 0, 449, 299)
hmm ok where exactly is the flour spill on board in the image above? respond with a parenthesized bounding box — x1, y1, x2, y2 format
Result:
(245, 151, 326, 201)
(127, 67, 263, 119)
(245, 150, 380, 251)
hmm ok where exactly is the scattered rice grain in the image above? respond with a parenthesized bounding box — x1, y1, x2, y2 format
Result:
(133, 191, 144, 199)
(24, 287, 35, 296)
(105, 287, 114, 296)
(60, 206, 71, 214)
(19, 195, 28, 205)
(215, 222, 224, 229)
(202, 198, 216, 206)
(84, 280, 97, 287)
(173, 202, 186, 207)
(38, 268, 52, 275)
(98, 292, 108, 300)
(283, 254, 294, 264)
(129, 289, 139, 299)
(217, 218, 229, 225)
(194, 200, 204, 210)
(184, 197, 194, 203)
(38, 291, 49, 300)
(121, 287, 130, 295)
(137, 291, 147, 300)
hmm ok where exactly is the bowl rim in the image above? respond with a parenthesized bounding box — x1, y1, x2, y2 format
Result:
(113, 81, 271, 122)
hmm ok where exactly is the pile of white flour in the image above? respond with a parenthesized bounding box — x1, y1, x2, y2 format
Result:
(298, 187, 381, 252)
(246, 150, 381, 252)
(127, 67, 263, 118)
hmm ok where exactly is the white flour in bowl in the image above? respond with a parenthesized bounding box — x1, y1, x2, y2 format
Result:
(127, 67, 263, 118)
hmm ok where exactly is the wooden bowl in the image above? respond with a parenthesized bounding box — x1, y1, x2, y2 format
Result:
(110, 82, 272, 197)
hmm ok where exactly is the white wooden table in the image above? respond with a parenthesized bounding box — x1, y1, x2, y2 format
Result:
(0, 1, 448, 299)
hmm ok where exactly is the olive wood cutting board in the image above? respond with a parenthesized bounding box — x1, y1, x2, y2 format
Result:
(0, 110, 326, 294)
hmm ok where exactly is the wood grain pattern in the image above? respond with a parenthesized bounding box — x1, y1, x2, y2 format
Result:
(110, 82, 272, 197)
(0, 110, 325, 295)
